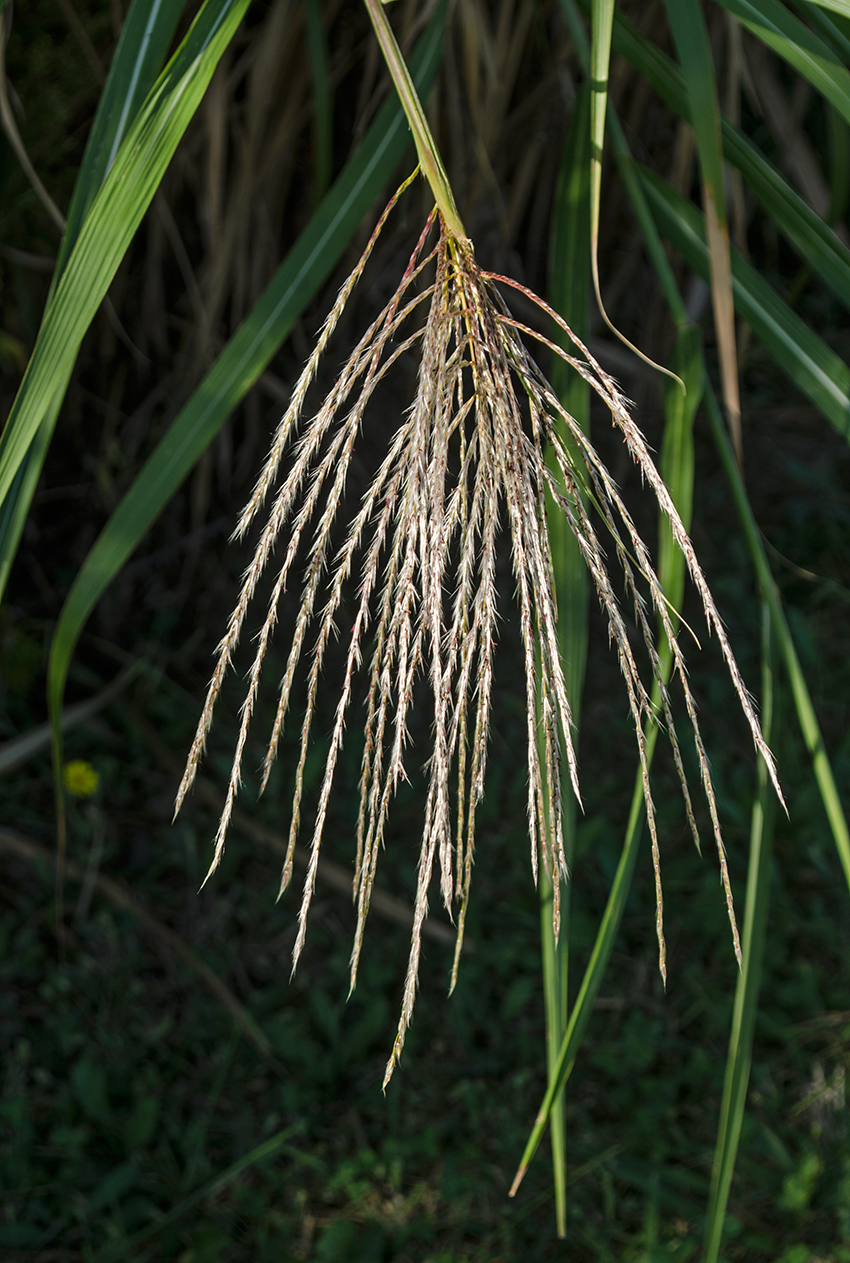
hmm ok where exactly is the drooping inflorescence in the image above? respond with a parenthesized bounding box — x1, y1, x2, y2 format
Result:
(176, 181, 781, 1086)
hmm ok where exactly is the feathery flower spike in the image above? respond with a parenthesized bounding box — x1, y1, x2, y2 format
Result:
(177, 180, 781, 1085)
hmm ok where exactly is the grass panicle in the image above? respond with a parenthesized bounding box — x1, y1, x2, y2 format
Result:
(177, 181, 780, 1083)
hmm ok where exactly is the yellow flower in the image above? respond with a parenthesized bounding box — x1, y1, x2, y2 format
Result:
(63, 760, 99, 799)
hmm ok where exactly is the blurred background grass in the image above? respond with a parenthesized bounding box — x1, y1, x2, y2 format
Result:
(1, 0, 849, 1258)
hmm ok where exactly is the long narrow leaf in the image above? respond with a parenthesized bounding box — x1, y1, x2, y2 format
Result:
(704, 385, 850, 890)
(639, 165, 850, 442)
(571, 0, 679, 383)
(788, 0, 850, 65)
(0, 0, 184, 599)
(511, 760, 649, 1196)
(549, 81, 592, 723)
(363, 0, 462, 236)
(664, 0, 742, 459)
(0, 0, 251, 511)
(803, 0, 850, 18)
(559, 0, 689, 325)
(608, 4, 850, 312)
(658, 327, 703, 616)
(589, 0, 615, 300)
(705, 596, 777, 1263)
(663, 0, 724, 206)
(60, 0, 184, 271)
(718, 0, 850, 126)
(511, 325, 704, 1194)
(540, 80, 592, 1238)
(0, 388, 65, 598)
(47, 3, 449, 743)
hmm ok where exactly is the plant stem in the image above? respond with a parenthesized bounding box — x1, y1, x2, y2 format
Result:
(705, 601, 776, 1263)
(362, 0, 466, 239)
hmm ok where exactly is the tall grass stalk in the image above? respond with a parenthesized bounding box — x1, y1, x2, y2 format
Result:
(511, 322, 704, 1195)
(664, 0, 743, 461)
(586, 0, 681, 387)
(540, 80, 592, 1236)
(705, 600, 777, 1263)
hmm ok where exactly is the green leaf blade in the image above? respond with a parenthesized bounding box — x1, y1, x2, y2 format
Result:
(541, 79, 593, 1238)
(718, 0, 850, 125)
(0, 0, 186, 600)
(59, 0, 184, 271)
(589, 0, 615, 285)
(0, 0, 251, 513)
(47, 0, 450, 735)
(639, 164, 850, 441)
(608, 5, 850, 312)
(513, 319, 704, 1195)
(663, 0, 725, 213)
(704, 385, 850, 892)
(805, 0, 850, 18)
(704, 469, 777, 1263)
(664, 0, 741, 456)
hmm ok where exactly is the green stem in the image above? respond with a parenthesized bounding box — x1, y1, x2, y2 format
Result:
(539, 863, 569, 1236)
(511, 323, 702, 1196)
(362, 0, 466, 238)
(540, 79, 593, 1235)
(705, 602, 776, 1263)
(511, 746, 651, 1196)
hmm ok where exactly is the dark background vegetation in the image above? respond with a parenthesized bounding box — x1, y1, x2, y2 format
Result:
(1, 0, 849, 1258)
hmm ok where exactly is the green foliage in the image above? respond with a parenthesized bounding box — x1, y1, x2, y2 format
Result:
(541, 78, 592, 1236)
(0, 0, 184, 597)
(0, 0, 251, 513)
(46, 1, 449, 786)
(721, 0, 850, 118)
(705, 603, 777, 1263)
(641, 167, 850, 443)
(513, 5, 849, 1254)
